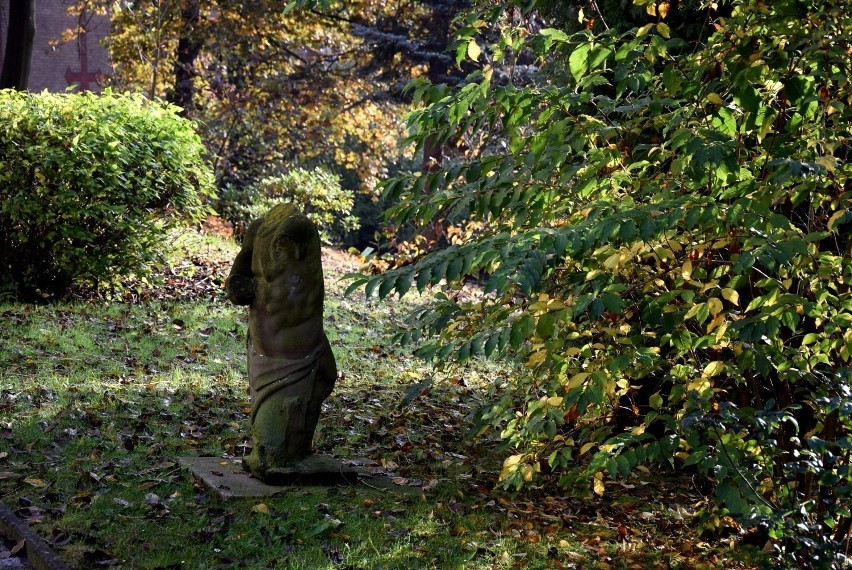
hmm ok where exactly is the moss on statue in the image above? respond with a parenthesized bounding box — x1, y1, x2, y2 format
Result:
(225, 203, 337, 481)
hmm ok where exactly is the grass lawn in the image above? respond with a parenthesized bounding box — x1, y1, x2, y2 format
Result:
(0, 228, 766, 569)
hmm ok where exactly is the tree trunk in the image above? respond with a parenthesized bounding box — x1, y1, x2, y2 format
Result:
(169, 0, 201, 116)
(0, 0, 36, 90)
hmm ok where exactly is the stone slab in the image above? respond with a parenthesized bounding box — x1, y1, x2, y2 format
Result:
(179, 456, 424, 499)
(180, 456, 365, 498)
(0, 503, 69, 570)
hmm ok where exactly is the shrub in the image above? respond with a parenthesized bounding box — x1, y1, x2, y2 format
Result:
(0, 89, 215, 301)
(217, 166, 359, 244)
(354, 0, 852, 565)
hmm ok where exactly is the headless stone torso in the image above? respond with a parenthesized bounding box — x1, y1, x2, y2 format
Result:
(225, 204, 337, 481)
(249, 215, 324, 359)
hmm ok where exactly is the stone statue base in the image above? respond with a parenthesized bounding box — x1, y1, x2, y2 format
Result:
(178, 456, 364, 499)
(260, 454, 362, 486)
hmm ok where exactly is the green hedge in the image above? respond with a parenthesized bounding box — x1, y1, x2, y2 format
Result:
(0, 89, 215, 300)
(218, 166, 359, 244)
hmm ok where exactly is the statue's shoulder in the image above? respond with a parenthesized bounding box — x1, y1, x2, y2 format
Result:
(261, 203, 301, 227)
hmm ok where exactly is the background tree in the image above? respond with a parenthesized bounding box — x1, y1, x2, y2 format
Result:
(0, 0, 36, 89)
(60, 0, 411, 248)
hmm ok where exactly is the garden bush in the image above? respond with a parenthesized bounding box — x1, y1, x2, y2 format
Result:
(0, 89, 215, 301)
(217, 166, 359, 244)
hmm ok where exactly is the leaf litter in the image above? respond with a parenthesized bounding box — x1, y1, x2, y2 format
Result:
(0, 228, 764, 568)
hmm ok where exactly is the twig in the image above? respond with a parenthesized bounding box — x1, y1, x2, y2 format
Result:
(710, 423, 778, 510)
(590, 0, 610, 30)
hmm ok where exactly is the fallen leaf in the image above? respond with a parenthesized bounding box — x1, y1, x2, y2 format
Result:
(24, 477, 47, 488)
(449, 525, 466, 536)
(253, 503, 269, 514)
(10, 539, 25, 555)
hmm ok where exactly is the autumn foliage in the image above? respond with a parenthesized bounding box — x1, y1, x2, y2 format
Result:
(354, 0, 852, 565)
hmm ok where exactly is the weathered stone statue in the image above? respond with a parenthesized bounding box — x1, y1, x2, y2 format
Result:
(225, 203, 337, 482)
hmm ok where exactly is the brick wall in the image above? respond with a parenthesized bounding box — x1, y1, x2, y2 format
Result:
(0, 0, 112, 92)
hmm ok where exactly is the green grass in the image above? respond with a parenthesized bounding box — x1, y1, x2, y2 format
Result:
(0, 229, 762, 569)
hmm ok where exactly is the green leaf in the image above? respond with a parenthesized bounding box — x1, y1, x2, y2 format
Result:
(364, 276, 382, 299)
(589, 46, 613, 72)
(569, 43, 591, 82)
(378, 276, 397, 300)
(712, 107, 737, 137)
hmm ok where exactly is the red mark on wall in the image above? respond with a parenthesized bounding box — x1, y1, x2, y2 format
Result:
(64, 13, 103, 91)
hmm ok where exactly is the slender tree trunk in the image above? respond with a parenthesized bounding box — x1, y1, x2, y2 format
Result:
(0, 0, 36, 90)
(169, 0, 201, 116)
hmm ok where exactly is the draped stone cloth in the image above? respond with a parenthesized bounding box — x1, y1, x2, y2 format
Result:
(247, 334, 332, 423)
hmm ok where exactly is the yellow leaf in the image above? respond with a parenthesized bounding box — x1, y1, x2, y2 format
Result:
(681, 260, 693, 280)
(527, 350, 547, 368)
(253, 503, 270, 514)
(707, 93, 724, 105)
(656, 22, 671, 38)
(564, 372, 589, 390)
(593, 472, 605, 496)
(580, 442, 596, 456)
(721, 288, 739, 305)
(604, 252, 622, 270)
(688, 377, 711, 392)
(24, 477, 47, 488)
(684, 302, 704, 320)
(500, 454, 523, 480)
(702, 360, 725, 377)
(715, 322, 729, 342)
(658, 1, 670, 18)
(503, 454, 522, 468)
(637, 23, 654, 37)
(547, 396, 564, 407)
(646, 2, 656, 16)
(828, 210, 849, 232)
(707, 297, 723, 316)
(467, 39, 481, 62)
(706, 314, 725, 333)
